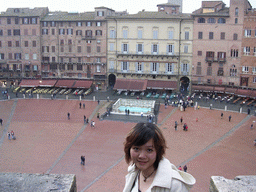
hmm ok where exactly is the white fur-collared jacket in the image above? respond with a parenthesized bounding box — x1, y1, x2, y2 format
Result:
(123, 157, 196, 192)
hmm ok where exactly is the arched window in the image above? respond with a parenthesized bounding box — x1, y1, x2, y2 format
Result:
(207, 18, 216, 23)
(233, 33, 238, 40)
(218, 18, 226, 24)
(235, 18, 238, 24)
(198, 18, 205, 23)
(235, 7, 239, 16)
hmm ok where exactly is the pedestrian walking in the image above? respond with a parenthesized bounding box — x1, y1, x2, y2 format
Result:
(127, 109, 130, 115)
(229, 115, 231, 122)
(183, 123, 186, 131)
(92, 121, 95, 128)
(107, 96, 109, 102)
(0, 118, 2, 126)
(67, 112, 70, 120)
(221, 112, 223, 119)
(83, 103, 85, 109)
(183, 165, 187, 172)
(196, 118, 198, 122)
(11, 130, 15, 139)
(251, 124, 253, 129)
(248, 108, 251, 115)
(7, 132, 11, 140)
(86, 118, 89, 124)
(98, 100, 100, 105)
(81, 155, 85, 165)
(180, 116, 183, 124)
(84, 115, 86, 124)
(178, 166, 182, 171)
(79, 102, 82, 109)
(175, 121, 178, 131)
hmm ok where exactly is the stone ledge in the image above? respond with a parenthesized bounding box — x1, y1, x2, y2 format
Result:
(0, 172, 76, 192)
(210, 175, 256, 192)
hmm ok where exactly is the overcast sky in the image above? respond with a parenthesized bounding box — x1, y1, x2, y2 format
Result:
(1, 0, 255, 14)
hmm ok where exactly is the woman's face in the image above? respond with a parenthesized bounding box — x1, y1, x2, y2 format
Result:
(130, 138, 157, 173)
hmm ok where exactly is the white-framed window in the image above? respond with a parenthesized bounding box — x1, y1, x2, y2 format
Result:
(242, 66, 249, 73)
(185, 31, 189, 40)
(96, 22, 102, 26)
(254, 47, 256, 56)
(109, 60, 115, 70)
(138, 29, 143, 39)
(253, 77, 256, 83)
(122, 61, 129, 71)
(109, 30, 116, 38)
(151, 62, 159, 73)
(123, 29, 128, 39)
(153, 30, 158, 39)
(77, 22, 82, 26)
(245, 29, 251, 37)
(86, 22, 92, 26)
(166, 63, 173, 73)
(122, 44, 129, 53)
(96, 58, 101, 63)
(137, 62, 143, 72)
(25, 53, 29, 60)
(0, 53, 4, 60)
(33, 65, 38, 71)
(230, 68, 237, 76)
(137, 44, 143, 54)
(181, 63, 188, 73)
(184, 45, 188, 53)
(67, 28, 73, 35)
(252, 67, 256, 74)
(97, 11, 104, 16)
(168, 30, 174, 39)
(42, 29, 48, 35)
(152, 44, 158, 54)
(244, 47, 250, 55)
(59, 29, 65, 35)
(33, 54, 37, 60)
(109, 43, 114, 51)
(96, 65, 101, 72)
(231, 49, 238, 57)
(167, 44, 174, 55)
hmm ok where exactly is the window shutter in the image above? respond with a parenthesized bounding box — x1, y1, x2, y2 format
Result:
(172, 45, 175, 54)
(181, 64, 183, 72)
(136, 44, 138, 53)
(127, 62, 129, 72)
(169, 31, 173, 39)
(121, 62, 123, 71)
(127, 44, 129, 53)
(157, 45, 159, 54)
(121, 44, 124, 53)
(166, 45, 169, 54)
(150, 63, 153, 72)
(142, 44, 144, 53)
(142, 62, 144, 72)
(165, 63, 168, 72)
(157, 63, 159, 72)
(151, 45, 153, 54)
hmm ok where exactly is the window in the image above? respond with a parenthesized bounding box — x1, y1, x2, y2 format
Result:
(0, 53, 4, 60)
(96, 58, 101, 63)
(122, 44, 129, 53)
(8, 53, 12, 60)
(235, 8, 239, 16)
(252, 67, 256, 74)
(77, 64, 82, 70)
(60, 39, 64, 45)
(198, 18, 205, 23)
(206, 51, 214, 59)
(153, 30, 158, 39)
(231, 49, 238, 57)
(233, 33, 238, 40)
(220, 32, 225, 40)
(97, 11, 104, 16)
(209, 32, 214, 39)
(15, 17, 19, 24)
(51, 29, 55, 35)
(32, 29, 36, 35)
(42, 29, 48, 35)
(198, 51, 202, 56)
(97, 46, 101, 53)
(253, 77, 256, 83)
(218, 18, 226, 24)
(8, 41, 12, 47)
(242, 66, 249, 73)
(166, 63, 173, 73)
(109, 43, 114, 51)
(217, 67, 224, 76)
(196, 62, 201, 75)
(198, 32, 203, 39)
(167, 44, 174, 55)
(13, 29, 20, 36)
(109, 30, 116, 38)
(152, 44, 158, 54)
(138, 29, 143, 39)
(43, 21, 48, 27)
(52, 46, 55, 52)
(244, 47, 250, 55)
(32, 41, 36, 47)
(245, 29, 251, 37)
(14, 53, 21, 60)
(136, 62, 143, 72)
(77, 22, 82, 26)
(50, 21, 55, 27)
(0, 30, 3, 36)
(168, 30, 174, 39)
(76, 30, 82, 35)
(67, 29, 73, 35)
(77, 46, 82, 53)
(137, 44, 143, 54)
(235, 18, 238, 24)
(31, 18, 37, 24)
(151, 63, 158, 72)
(185, 31, 189, 40)
(15, 41, 20, 47)
(59, 29, 65, 35)
(184, 45, 188, 53)
(123, 29, 128, 39)
(207, 18, 216, 23)
(68, 64, 73, 70)
(7, 18, 11, 24)
(68, 39, 72, 45)
(96, 30, 102, 36)
(86, 22, 92, 26)
(60, 47, 64, 52)
(230, 68, 237, 76)
(217, 52, 226, 60)
(68, 46, 72, 52)
(0, 41, 1, 47)
(122, 62, 128, 71)
(33, 54, 37, 60)
(86, 30, 92, 37)
(8, 30, 11, 36)
(24, 41, 28, 47)
(25, 53, 29, 60)
(87, 46, 91, 53)
(254, 47, 256, 56)
(96, 22, 102, 26)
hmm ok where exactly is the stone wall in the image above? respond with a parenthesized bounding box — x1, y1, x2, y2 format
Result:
(0, 172, 76, 192)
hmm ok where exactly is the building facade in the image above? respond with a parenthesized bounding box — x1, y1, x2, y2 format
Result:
(241, 8, 256, 88)
(191, 0, 252, 87)
(0, 7, 49, 87)
(107, 3, 193, 93)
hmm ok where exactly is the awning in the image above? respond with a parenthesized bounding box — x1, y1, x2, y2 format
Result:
(202, 86, 214, 92)
(55, 80, 76, 88)
(38, 80, 57, 87)
(225, 88, 237, 94)
(214, 87, 225, 93)
(113, 79, 147, 91)
(19, 79, 40, 87)
(235, 89, 250, 97)
(73, 80, 92, 89)
(192, 85, 204, 91)
(147, 80, 177, 90)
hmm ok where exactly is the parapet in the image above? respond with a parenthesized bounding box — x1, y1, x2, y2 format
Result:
(210, 175, 256, 192)
(0, 172, 76, 192)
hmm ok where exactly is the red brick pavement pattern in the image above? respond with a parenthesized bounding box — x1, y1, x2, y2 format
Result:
(0, 100, 256, 192)
(0, 100, 14, 138)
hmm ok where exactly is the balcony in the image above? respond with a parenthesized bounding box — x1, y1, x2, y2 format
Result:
(116, 51, 179, 59)
(205, 57, 226, 63)
(82, 36, 96, 40)
(114, 69, 179, 76)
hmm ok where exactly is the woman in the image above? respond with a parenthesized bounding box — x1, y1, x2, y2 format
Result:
(123, 123, 195, 192)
